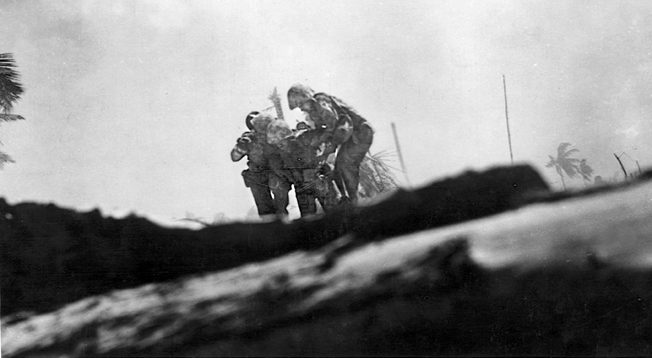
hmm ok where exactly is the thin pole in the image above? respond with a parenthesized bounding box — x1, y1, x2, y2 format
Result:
(503, 75, 514, 164)
(391, 122, 410, 186)
(268, 87, 284, 120)
(614, 153, 628, 181)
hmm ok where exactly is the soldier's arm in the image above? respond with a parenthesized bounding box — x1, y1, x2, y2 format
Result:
(230, 132, 253, 162)
(230, 147, 246, 162)
(312, 94, 338, 132)
(310, 94, 344, 146)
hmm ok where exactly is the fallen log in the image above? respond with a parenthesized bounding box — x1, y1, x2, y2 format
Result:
(0, 164, 549, 316)
(3, 175, 652, 356)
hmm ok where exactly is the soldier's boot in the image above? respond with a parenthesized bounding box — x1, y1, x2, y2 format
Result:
(317, 180, 341, 212)
(295, 189, 317, 217)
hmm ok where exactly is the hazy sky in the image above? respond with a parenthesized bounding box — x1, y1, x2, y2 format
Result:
(1, 0, 651, 224)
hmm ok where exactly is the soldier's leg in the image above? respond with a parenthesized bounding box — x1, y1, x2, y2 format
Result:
(331, 170, 348, 201)
(323, 154, 348, 201)
(269, 173, 291, 216)
(242, 170, 275, 216)
(316, 177, 340, 212)
(295, 187, 317, 217)
(335, 137, 372, 202)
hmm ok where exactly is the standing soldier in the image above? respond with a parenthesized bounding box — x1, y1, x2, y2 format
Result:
(231, 111, 292, 218)
(287, 84, 374, 203)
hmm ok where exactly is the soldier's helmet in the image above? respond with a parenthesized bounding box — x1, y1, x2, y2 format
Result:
(244, 111, 260, 130)
(250, 113, 275, 134)
(266, 119, 294, 146)
(287, 83, 315, 110)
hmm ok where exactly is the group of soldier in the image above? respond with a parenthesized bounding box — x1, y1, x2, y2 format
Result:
(231, 84, 374, 218)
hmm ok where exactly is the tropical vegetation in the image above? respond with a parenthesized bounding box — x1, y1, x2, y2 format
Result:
(0, 53, 25, 168)
(545, 142, 594, 189)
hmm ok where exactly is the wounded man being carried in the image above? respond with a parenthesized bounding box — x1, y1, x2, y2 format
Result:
(266, 119, 340, 217)
(232, 110, 340, 218)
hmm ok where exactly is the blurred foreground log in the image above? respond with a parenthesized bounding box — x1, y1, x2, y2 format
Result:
(3, 169, 652, 356)
(0, 165, 548, 316)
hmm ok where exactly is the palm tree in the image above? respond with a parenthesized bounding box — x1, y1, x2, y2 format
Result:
(545, 142, 581, 190)
(0, 53, 25, 168)
(0, 53, 25, 121)
(578, 159, 594, 183)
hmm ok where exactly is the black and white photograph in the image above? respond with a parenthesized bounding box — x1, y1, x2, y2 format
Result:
(1, 0, 651, 356)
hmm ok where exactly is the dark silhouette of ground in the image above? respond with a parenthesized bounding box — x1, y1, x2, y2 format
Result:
(1, 164, 548, 316)
(2, 164, 652, 357)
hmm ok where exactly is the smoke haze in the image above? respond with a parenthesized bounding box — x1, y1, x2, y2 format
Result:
(1, 0, 650, 222)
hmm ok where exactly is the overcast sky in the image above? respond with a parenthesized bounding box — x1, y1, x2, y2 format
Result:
(1, 0, 651, 224)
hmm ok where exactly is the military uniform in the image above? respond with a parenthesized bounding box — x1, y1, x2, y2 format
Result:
(288, 85, 374, 202)
(267, 119, 340, 217)
(231, 114, 292, 217)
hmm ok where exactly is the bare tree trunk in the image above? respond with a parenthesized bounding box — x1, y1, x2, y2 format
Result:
(557, 167, 566, 190)
(614, 153, 628, 181)
(502, 75, 514, 164)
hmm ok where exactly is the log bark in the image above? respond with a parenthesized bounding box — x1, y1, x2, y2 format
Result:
(0, 164, 549, 316)
(3, 171, 652, 357)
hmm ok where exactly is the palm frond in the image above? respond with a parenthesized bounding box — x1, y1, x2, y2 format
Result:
(0, 113, 25, 121)
(545, 156, 556, 168)
(0, 150, 14, 169)
(579, 159, 594, 181)
(0, 53, 24, 113)
(557, 142, 573, 156)
(358, 151, 399, 198)
(559, 148, 579, 158)
(546, 142, 584, 180)
(560, 161, 579, 178)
